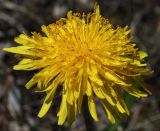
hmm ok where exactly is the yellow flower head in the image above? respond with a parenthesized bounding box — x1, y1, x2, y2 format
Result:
(4, 5, 151, 125)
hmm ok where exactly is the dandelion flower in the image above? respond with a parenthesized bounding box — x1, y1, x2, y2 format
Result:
(3, 5, 151, 125)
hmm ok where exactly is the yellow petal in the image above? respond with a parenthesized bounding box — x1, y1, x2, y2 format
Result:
(113, 87, 130, 115)
(116, 101, 126, 114)
(102, 101, 116, 123)
(67, 90, 74, 105)
(41, 25, 50, 36)
(131, 60, 147, 67)
(138, 51, 148, 59)
(86, 80, 92, 96)
(38, 91, 54, 118)
(87, 63, 103, 86)
(14, 34, 35, 45)
(65, 78, 74, 105)
(67, 11, 73, 20)
(88, 94, 98, 121)
(3, 46, 33, 55)
(38, 100, 52, 118)
(67, 102, 77, 125)
(13, 59, 35, 70)
(74, 69, 83, 99)
(91, 82, 105, 99)
(78, 92, 83, 113)
(25, 74, 41, 89)
(57, 93, 67, 125)
(118, 99, 129, 115)
(105, 71, 130, 86)
(101, 86, 116, 106)
(94, 4, 100, 15)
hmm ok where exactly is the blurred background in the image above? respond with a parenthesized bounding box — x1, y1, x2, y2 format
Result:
(0, 0, 160, 131)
